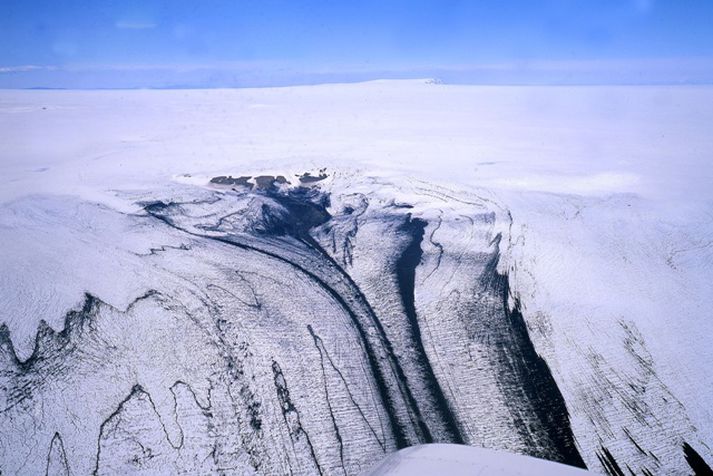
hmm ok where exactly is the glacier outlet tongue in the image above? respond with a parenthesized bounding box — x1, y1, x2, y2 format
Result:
(0, 172, 711, 475)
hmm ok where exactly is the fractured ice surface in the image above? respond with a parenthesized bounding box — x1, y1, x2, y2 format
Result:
(0, 172, 710, 475)
(1, 83, 713, 475)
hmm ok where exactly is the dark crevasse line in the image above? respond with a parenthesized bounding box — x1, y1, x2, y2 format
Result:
(307, 325, 347, 474)
(143, 200, 418, 448)
(0, 293, 99, 372)
(596, 446, 626, 476)
(93, 384, 147, 476)
(271, 361, 324, 476)
(307, 324, 387, 451)
(684, 442, 713, 476)
(482, 235, 587, 469)
(394, 216, 464, 444)
(46, 432, 70, 476)
(422, 212, 444, 281)
(1, 290, 158, 372)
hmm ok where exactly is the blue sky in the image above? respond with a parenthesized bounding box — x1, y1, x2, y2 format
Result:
(2, 0, 713, 87)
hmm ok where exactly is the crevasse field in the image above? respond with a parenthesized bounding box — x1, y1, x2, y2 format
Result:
(1, 80, 712, 475)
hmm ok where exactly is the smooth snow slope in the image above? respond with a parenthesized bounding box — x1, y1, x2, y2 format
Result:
(1, 80, 712, 475)
(367, 444, 591, 476)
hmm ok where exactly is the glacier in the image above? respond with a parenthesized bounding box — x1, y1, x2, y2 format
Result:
(1, 80, 712, 475)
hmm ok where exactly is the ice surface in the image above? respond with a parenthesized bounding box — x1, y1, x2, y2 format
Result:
(1, 80, 712, 474)
(366, 443, 591, 475)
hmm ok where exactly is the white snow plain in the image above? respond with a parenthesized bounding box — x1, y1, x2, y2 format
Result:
(1, 80, 712, 474)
